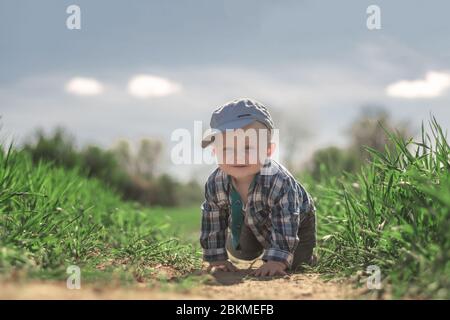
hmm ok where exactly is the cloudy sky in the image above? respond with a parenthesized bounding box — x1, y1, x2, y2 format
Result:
(1, 0, 450, 181)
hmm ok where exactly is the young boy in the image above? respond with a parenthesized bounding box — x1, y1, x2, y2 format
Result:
(200, 98, 316, 277)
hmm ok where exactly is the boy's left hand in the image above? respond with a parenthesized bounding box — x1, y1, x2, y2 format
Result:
(250, 261, 288, 277)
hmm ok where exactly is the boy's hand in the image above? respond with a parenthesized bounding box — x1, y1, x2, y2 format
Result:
(206, 260, 239, 272)
(250, 261, 287, 277)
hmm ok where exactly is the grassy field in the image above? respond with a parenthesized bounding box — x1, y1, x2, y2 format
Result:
(1, 118, 448, 298)
(0, 146, 201, 284)
(302, 117, 449, 299)
(147, 206, 201, 245)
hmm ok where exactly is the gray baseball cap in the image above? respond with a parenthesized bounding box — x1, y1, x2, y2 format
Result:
(201, 98, 274, 148)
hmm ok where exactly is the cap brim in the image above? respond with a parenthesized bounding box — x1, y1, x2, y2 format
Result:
(201, 137, 214, 148)
(201, 128, 221, 148)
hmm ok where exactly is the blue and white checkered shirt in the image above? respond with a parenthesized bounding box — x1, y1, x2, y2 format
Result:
(199, 158, 316, 268)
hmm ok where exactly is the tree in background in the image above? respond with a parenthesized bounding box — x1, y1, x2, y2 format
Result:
(308, 146, 359, 181)
(347, 106, 411, 164)
(21, 127, 202, 207)
(307, 107, 411, 180)
(113, 139, 134, 175)
(22, 127, 80, 168)
(136, 138, 162, 179)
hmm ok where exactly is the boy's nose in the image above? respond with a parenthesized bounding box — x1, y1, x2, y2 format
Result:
(235, 152, 246, 165)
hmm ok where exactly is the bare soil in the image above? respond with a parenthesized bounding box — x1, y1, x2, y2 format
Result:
(0, 260, 365, 300)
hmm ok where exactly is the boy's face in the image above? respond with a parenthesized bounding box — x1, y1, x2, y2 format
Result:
(212, 122, 274, 179)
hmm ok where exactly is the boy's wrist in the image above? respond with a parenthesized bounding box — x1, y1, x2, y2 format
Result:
(202, 247, 228, 262)
(262, 248, 293, 268)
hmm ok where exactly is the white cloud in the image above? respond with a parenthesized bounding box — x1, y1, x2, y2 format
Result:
(127, 74, 181, 98)
(386, 71, 450, 99)
(65, 77, 104, 96)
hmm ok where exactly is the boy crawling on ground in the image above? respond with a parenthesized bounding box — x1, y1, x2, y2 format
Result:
(200, 98, 317, 277)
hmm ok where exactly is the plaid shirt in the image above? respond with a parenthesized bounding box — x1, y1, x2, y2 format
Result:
(199, 158, 316, 268)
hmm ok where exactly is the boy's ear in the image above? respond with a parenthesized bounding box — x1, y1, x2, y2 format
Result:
(267, 142, 276, 157)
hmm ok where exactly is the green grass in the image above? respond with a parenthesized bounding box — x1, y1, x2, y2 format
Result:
(1, 117, 449, 299)
(0, 145, 201, 283)
(145, 206, 201, 245)
(302, 117, 449, 299)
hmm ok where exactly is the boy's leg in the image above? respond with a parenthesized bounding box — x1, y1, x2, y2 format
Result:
(226, 223, 263, 261)
(290, 211, 317, 271)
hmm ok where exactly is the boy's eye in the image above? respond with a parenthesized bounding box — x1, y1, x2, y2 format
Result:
(221, 145, 255, 152)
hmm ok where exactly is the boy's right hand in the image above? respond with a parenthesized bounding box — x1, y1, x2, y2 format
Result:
(206, 260, 239, 272)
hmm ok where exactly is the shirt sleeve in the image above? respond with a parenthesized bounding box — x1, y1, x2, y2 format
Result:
(262, 178, 302, 268)
(199, 178, 229, 262)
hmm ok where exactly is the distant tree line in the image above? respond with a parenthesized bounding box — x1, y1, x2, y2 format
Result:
(18, 107, 409, 206)
(21, 127, 203, 207)
(304, 107, 412, 180)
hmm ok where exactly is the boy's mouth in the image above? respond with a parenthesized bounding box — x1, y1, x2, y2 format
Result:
(230, 164, 248, 167)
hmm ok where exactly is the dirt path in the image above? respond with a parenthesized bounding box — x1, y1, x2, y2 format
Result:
(0, 260, 364, 300)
